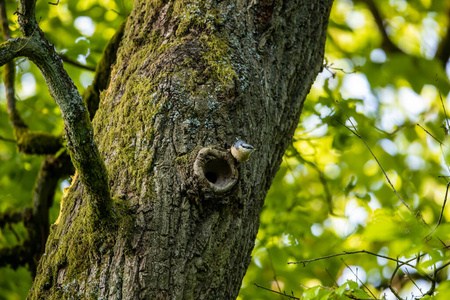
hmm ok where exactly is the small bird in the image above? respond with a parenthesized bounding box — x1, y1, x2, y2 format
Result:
(230, 139, 255, 162)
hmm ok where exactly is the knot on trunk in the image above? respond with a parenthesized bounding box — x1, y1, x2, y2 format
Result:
(193, 147, 238, 194)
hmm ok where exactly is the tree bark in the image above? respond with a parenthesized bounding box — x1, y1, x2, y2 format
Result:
(29, 0, 333, 299)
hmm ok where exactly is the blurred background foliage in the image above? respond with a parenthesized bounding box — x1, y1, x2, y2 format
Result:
(239, 0, 450, 299)
(1, 0, 450, 299)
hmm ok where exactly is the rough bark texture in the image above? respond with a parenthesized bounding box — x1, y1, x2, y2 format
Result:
(29, 0, 333, 299)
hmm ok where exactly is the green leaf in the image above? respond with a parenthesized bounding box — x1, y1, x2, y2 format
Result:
(302, 286, 321, 300)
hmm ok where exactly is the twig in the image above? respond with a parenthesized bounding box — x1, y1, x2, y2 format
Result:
(436, 181, 450, 230)
(59, 53, 96, 71)
(323, 60, 356, 78)
(341, 259, 377, 299)
(0, 135, 16, 143)
(433, 260, 450, 274)
(333, 117, 360, 137)
(266, 248, 282, 294)
(335, 99, 413, 213)
(0, 0, 16, 114)
(416, 124, 443, 145)
(424, 265, 439, 296)
(404, 268, 421, 295)
(48, 0, 60, 5)
(325, 267, 339, 287)
(439, 90, 450, 133)
(388, 258, 405, 300)
(254, 284, 300, 299)
(289, 250, 432, 281)
(289, 250, 406, 266)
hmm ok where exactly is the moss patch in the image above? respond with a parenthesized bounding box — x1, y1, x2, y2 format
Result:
(29, 184, 134, 299)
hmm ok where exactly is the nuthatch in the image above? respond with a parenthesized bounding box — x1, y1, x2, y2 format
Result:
(230, 139, 255, 162)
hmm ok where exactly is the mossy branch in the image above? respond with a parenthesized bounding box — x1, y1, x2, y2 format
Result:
(0, 38, 29, 65)
(1, 0, 64, 155)
(25, 36, 111, 213)
(9, 111, 64, 154)
(0, 0, 113, 213)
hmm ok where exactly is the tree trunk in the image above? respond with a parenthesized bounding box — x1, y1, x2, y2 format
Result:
(29, 0, 333, 298)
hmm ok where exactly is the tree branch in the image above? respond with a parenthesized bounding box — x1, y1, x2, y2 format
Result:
(1, 0, 113, 213)
(16, 0, 37, 37)
(356, 0, 402, 54)
(1, 0, 65, 155)
(254, 283, 300, 299)
(335, 100, 413, 213)
(0, 0, 15, 115)
(436, 7, 450, 67)
(0, 38, 29, 66)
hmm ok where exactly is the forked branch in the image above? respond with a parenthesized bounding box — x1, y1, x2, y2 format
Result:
(0, 0, 111, 214)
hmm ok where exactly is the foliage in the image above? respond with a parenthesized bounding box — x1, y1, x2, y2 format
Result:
(1, 0, 450, 299)
(239, 0, 450, 299)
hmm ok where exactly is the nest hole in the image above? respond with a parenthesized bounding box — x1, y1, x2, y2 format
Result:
(193, 147, 238, 194)
(204, 158, 232, 186)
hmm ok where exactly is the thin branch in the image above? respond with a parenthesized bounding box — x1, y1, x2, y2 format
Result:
(439, 90, 450, 133)
(388, 259, 404, 300)
(404, 268, 422, 295)
(416, 124, 443, 145)
(335, 100, 413, 213)
(254, 284, 300, 300)
(424, 266, 439, 296)
(433, 260, 450, 274)
(0, 0, 17, 115)
(0, 135, 16, 143)
(266, 248, 282, 294)
(83, 20, 125, 120)
(289, 250, 433, 281)
(324, 268, 339, 287)
(341, 259, 377, 299)
(26, 153, 74, 274)
(436, 181, 450, 229)
(323, 60, 357, 78)
(59, 53, 96, 72)
(289, 250, 403, 266)
(333, 117, 360, 137)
